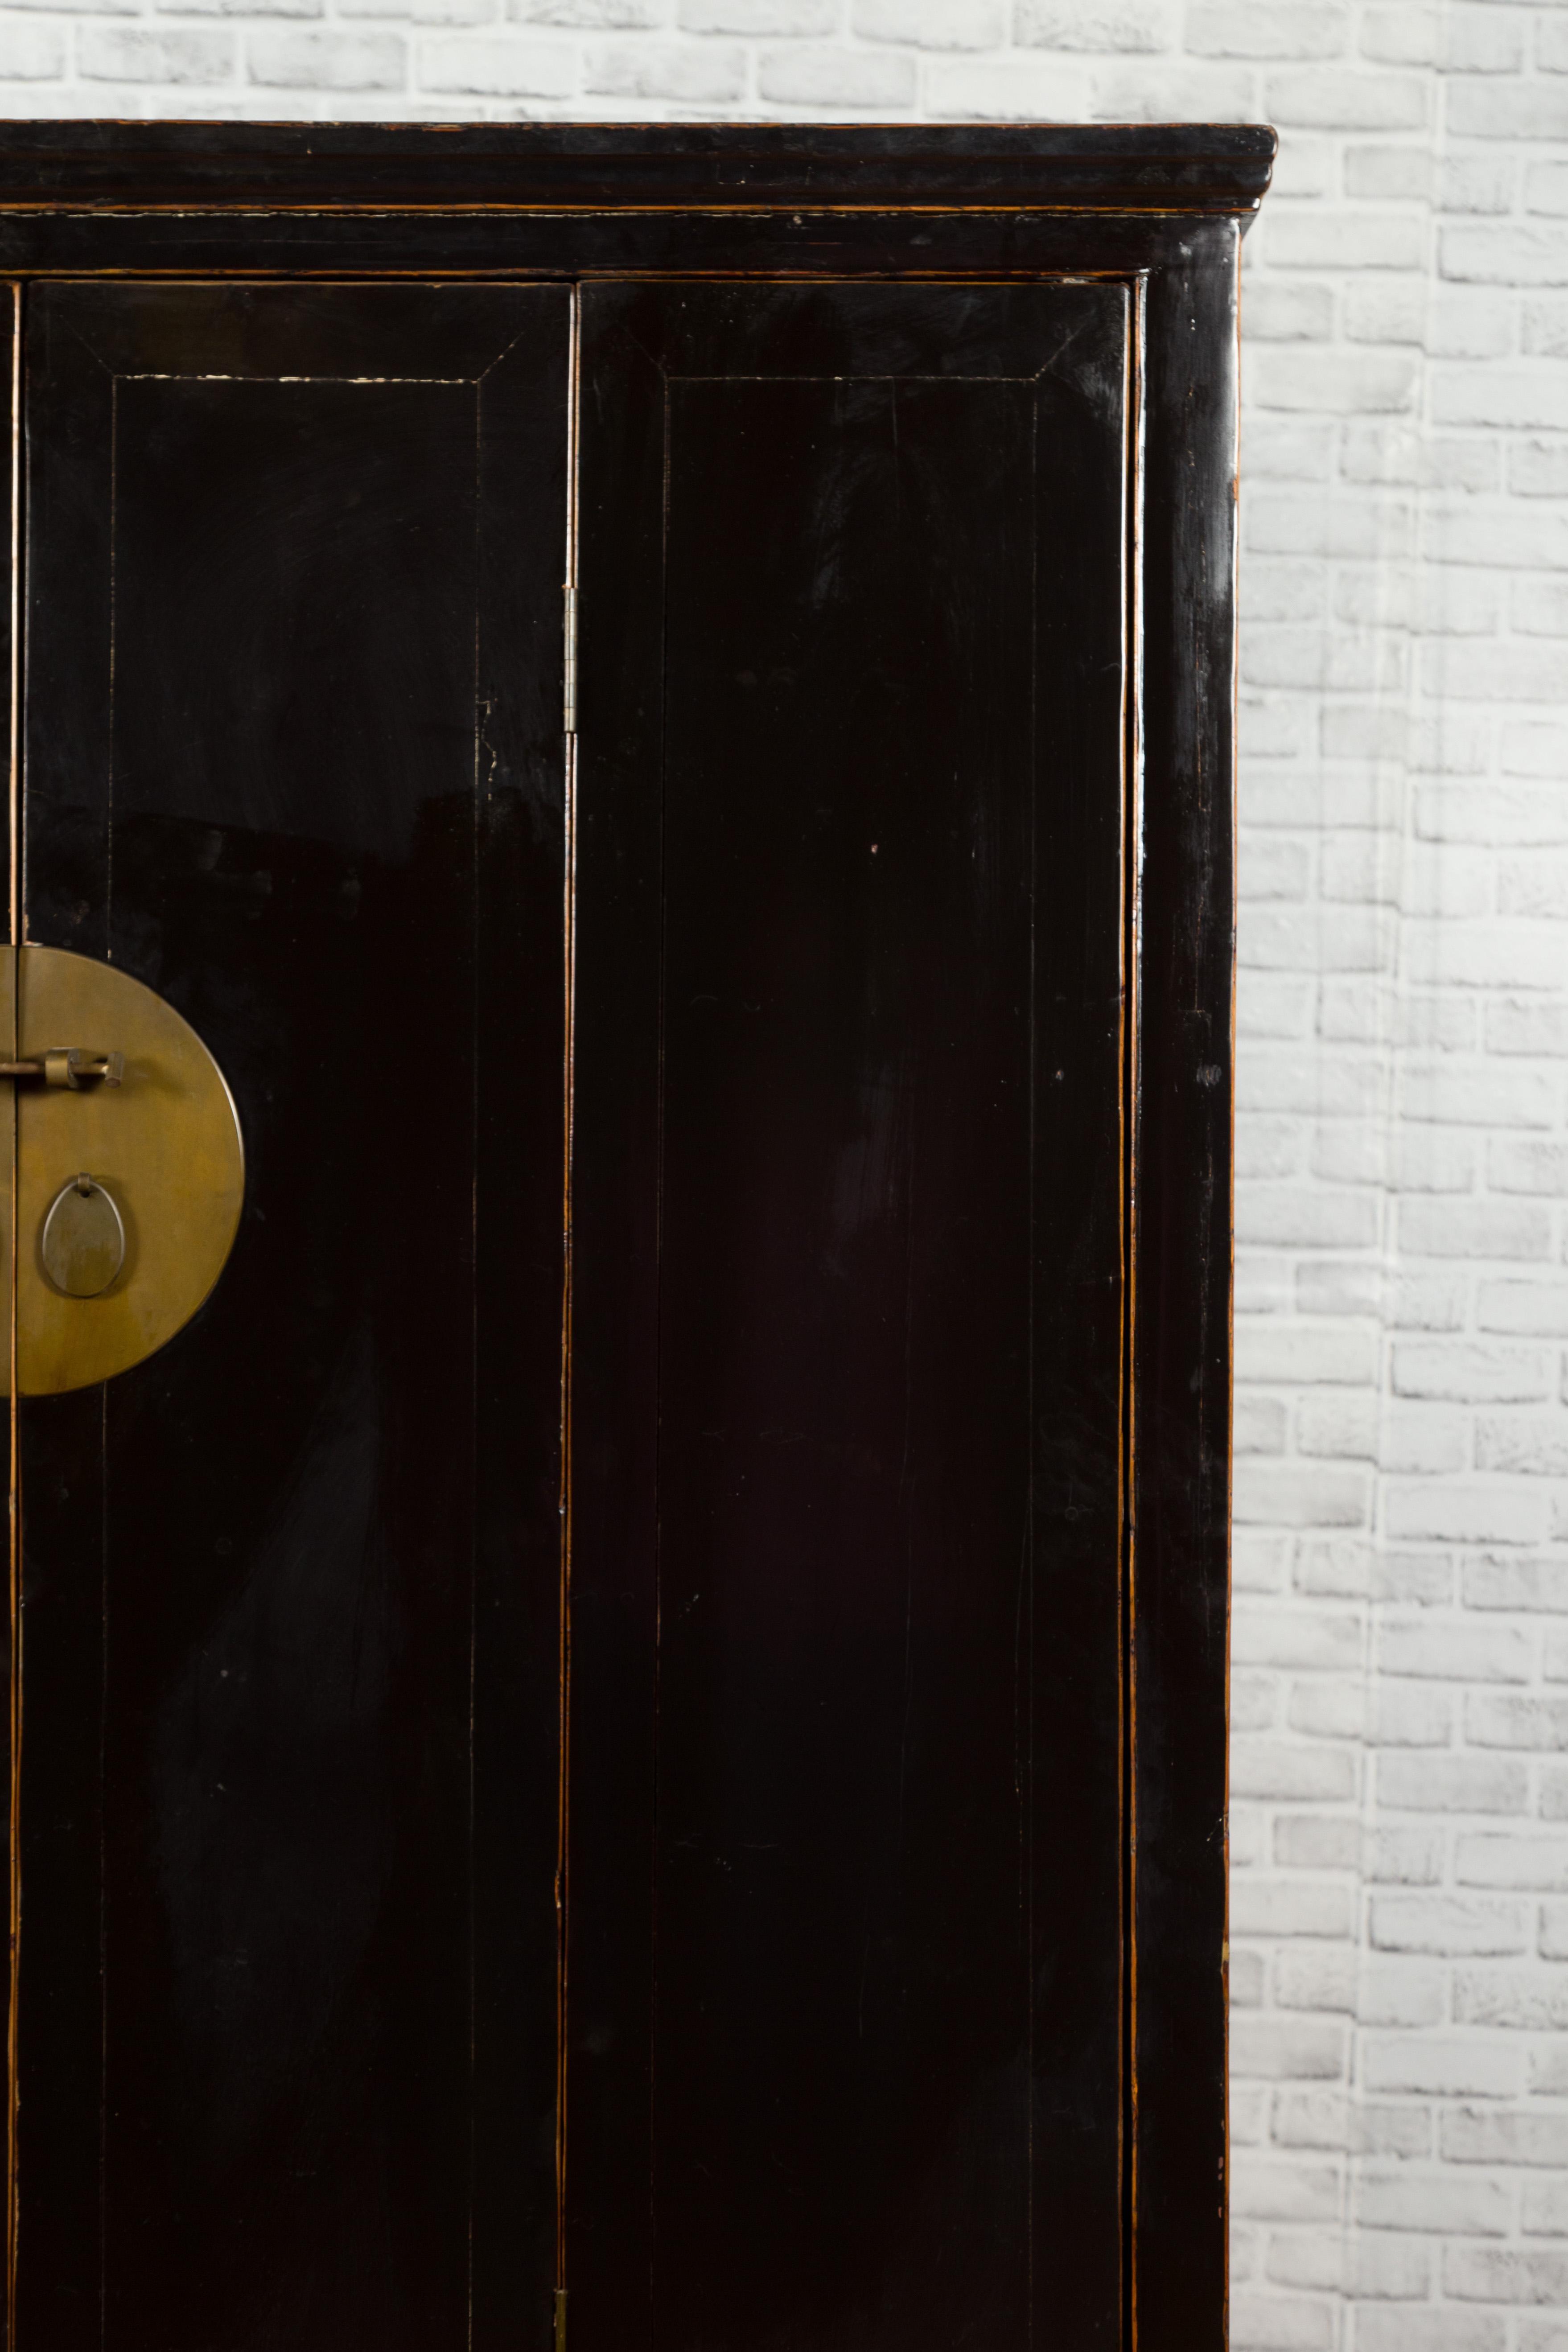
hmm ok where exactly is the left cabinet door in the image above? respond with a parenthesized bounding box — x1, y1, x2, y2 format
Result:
(12, 282, 570, 2352)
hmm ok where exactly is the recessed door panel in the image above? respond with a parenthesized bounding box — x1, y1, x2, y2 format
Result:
(16, 283, 569, 2350)
(569, 282, 1131, 2352)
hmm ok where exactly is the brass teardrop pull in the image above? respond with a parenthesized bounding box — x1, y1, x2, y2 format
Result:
(40, 1173, 125, 1299)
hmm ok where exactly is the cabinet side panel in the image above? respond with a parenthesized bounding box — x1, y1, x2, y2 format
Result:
(1132, 227, 1238, 2352)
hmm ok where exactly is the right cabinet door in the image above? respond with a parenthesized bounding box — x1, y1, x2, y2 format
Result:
(569, 280, 1132, 2352)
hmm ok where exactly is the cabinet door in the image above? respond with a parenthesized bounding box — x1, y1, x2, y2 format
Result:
(16, 283, 569, 2350)
(568, 283, 1132, 2352)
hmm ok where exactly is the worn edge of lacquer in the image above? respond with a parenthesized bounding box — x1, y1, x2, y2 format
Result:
(553, 280, 580, 2352)
(4, 277, 17, 2352)
(1121, 263, 1148, 2352)
(0, 123, 1279, 218)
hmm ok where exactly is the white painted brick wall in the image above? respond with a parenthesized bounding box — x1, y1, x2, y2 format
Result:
(0, 3, 1562, 2346)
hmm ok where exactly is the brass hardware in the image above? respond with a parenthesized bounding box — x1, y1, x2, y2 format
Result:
(0, 946, 245, 1394)
(40, 1175, 125, 1299)
(0, 1049, 124, 1087)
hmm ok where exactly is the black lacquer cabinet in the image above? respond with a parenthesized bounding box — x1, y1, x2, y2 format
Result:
(0, 123, 1272, 2352)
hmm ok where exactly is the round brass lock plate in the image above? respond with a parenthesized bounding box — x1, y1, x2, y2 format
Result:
(0, 946, 245, 1394)
(41, 1175, 126, 1299)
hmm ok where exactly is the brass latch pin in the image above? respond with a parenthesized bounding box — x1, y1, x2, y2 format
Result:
(0, 1050, 123, 1089)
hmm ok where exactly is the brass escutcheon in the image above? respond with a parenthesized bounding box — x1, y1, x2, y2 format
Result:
(0, 946, 245, 1394)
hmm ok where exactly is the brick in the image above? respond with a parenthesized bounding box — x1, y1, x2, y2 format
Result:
(1234, 1464, 1370, 1529)
(1514, 572, 1568, 633)
(1419, 784, 1568, 847)
(1465, 1554, 1568, 1609)
(1381, 1615, 1533, 1681)
(1403, 1064, 1557, 1127)
(1523, 2175, 1568, 2235)
(1442, 153, 1516, 216)
(757, 42, 913, 101)
(517, 0, 662, 19)
(1237, 975, 1313, 1038)
(1446, 2246, 1568, 2303)
(1458, 1833, 1568, 1890)
(1425, 637, 1568, 702)
(1231, 1740, 1358, 1803)
(1275, 1815, 1360, 1871)
(80, 25, 234, 79)
(1359, 2316, 1505, 2352)
(1249, 490, 1414, 558)
(418, 33, 574, 86)
(1379, 1754, 1531, 1814)
(924, 58, 1091, 116)
(247, 27, 404, 80)
(677, 0, 832, 25)
(1359, 1955, 1446, 2026)
(1359, 2, 1439, 64)
(1236, 1187, 1379, 1248)
(1233, 1882, 1354, 1940)
(1234, 1608, 1363, 1670)
(0, 22, 65, 70)
(1385, 1482, 1552, 1547)
(1444, 2106, 1568, 2167)
(1233, 2159, 1342, 2223)
(1366, 1825, 1445, 1884)
(1296, 1393, 1379, 1460)
(1345, 143, 1431, 201)
(1373, 1681, 1453, 1743)
(1495, 1289, 1568, 1345)
(1449, 83, 1568, 141)
(1273, 2086, 1431, 2156)
(1392, 1343, 1549, 1402)
(1455, 1964, 1568, 2030)
(1477, 1418, 1568, 1478)
(1188, 1, 1347, 58)
(1268, 65, 1427, 127)
(852, 0, 1004, 45)
(1284, 1678, 1363, 1742)
(1398, 1202, 1553, 1262)
(1365, 2034, 1523, 2098)
(1014, 0, 1175, 49)
(1445, 223, 1568, 288)
(1229, 2292, 1334, 2349)
(1235, 1392, 1288, 1451)
(1231, 1946, 1267, 2006)
(1489, 999, 1568, 1057)
(1502, 855, 1568, 917)
(589, 36, 745, 94)
(1253, 348, 1420, 418)
(1231, 2017, 1348, 2081)
(1356, 2164, 1512, 2235)
(1275, 1945, 1358, 2009)
(1237, 1324, 1378, 1385)
(1243, 285, 1336, 346)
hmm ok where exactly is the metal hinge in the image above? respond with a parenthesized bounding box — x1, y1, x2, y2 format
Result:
(563, 586, 577, 737)
(554, 2288, 568, 2352)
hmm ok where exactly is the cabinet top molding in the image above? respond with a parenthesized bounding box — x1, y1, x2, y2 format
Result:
(0, 120, 1276, 217)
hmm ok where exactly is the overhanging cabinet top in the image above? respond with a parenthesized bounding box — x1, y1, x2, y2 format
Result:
(0, 120, 1276, 272)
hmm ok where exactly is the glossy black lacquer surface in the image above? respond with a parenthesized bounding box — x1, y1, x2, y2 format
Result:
(17, 282, 568, 2349)
(0, 119, 1276, 214)
(569, 282, 1129, 2352)
(0, 122, 1255, 2352)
